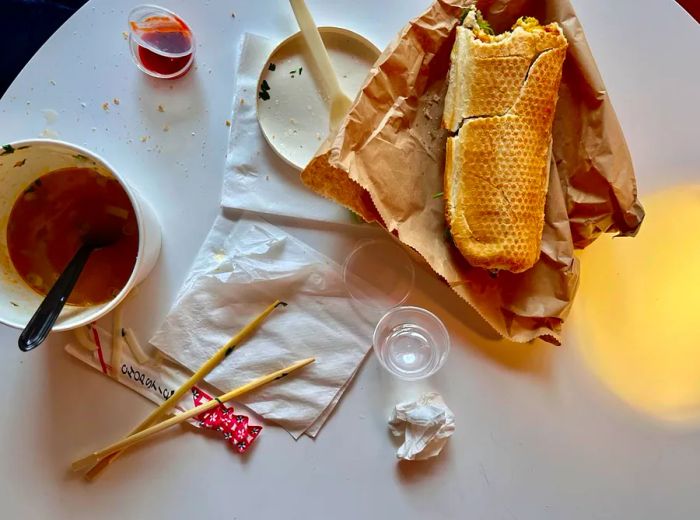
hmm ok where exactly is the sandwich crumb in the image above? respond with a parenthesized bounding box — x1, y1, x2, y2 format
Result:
(157, 104, 165, 113)
(113, 98, 120, 105)
(225, 120, 231, 127)
(102, 102, 109, 111)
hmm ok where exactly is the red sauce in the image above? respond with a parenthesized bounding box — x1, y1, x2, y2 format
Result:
(7, 168, 139, 306)
(131, 16, 193, 78)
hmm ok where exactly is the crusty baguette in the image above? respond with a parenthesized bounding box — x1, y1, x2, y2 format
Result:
(443, 14, 567, 273)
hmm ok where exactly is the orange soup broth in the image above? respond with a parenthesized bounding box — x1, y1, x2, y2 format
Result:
(6, 167, 138, 305)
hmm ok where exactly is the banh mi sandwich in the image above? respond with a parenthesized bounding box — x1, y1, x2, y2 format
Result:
(443, 9, 568, 273)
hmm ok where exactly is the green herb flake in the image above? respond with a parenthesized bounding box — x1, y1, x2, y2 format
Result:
(477, 18, 494, 35)
(73, 153, 88, 161)
(258, 90, 271, 101)
(298, 67, 303, 75)
(10, 301, 18, 307)
(268, 63, 276, 71)
(459, 8, 469, 24)
(1, 144, 15, 155)
(261, 80, 270, 92)
(349, 210, 364, 224)
(432, 191, 444, 199)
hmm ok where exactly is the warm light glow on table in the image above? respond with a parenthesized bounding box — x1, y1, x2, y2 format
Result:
(572, 185, 700, 422)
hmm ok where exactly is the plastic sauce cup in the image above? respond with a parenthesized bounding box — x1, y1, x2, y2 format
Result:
(128, 5, 195, 79)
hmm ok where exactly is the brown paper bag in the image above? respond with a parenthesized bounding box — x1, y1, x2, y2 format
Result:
(301, 0, 644, 345)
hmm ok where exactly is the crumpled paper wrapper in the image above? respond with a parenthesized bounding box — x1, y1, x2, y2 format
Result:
(301, 0, 644, 344)
(389, 392, 456, 461)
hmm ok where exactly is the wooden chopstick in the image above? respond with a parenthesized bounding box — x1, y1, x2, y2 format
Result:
(72, 357, 315, 471)
(82, 299, 287, 480)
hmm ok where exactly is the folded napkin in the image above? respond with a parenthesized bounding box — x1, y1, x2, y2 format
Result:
(223, 33, 352, 225)
(389, 392, 455, 460)
(149, 214, 375, 438)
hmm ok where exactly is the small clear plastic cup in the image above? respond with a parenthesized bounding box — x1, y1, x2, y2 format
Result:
(128, 5, 195, 79)
(372, 306, 450, 380)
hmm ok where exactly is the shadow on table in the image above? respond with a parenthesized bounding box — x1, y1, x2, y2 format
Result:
(394, 442, 453, 483)
(411, 263, 554, 379)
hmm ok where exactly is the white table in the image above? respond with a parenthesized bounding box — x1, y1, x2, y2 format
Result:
(1, 1, 698, 518)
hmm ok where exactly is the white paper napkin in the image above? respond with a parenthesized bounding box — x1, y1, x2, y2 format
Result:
(149, 214, 375, 438)
(389, 392, 456, 460)
(223, 33, 352, 225)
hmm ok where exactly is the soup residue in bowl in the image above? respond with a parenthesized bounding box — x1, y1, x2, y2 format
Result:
(6, 167, 139, 306)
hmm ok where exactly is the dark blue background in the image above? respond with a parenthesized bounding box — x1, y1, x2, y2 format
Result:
(2, 0, 88, 97)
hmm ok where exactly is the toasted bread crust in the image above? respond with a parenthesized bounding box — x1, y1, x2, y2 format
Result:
(444, 19, 567, 273)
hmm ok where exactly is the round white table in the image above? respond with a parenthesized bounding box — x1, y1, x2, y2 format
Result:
(1, 1, 698, 518)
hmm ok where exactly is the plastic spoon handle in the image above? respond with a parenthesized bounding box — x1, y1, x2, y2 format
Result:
(18, 243, 95, 352)
(289, 0, 352, 130)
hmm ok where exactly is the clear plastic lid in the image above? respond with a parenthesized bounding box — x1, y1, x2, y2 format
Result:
(342, 239, 415, 312)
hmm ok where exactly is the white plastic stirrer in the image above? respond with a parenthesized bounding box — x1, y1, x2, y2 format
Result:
(289, 0, 353, 131)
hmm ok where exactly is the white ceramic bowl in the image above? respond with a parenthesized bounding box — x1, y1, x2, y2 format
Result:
(0, 139, 161, 331)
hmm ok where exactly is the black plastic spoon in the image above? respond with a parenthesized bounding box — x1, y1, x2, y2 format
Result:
(18, 226, 122, 352)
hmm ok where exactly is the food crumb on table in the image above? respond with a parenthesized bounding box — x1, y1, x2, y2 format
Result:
(113, 98, 120, 105)
(225, 120, 231, 127)
(102, 102, 109, 111)
(163, 125, 170, 132)
(157, 104, 165, 113)
(140, 135, 150, 142)
(49, 80, 56, 85)
(122, 31, 128, 40)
